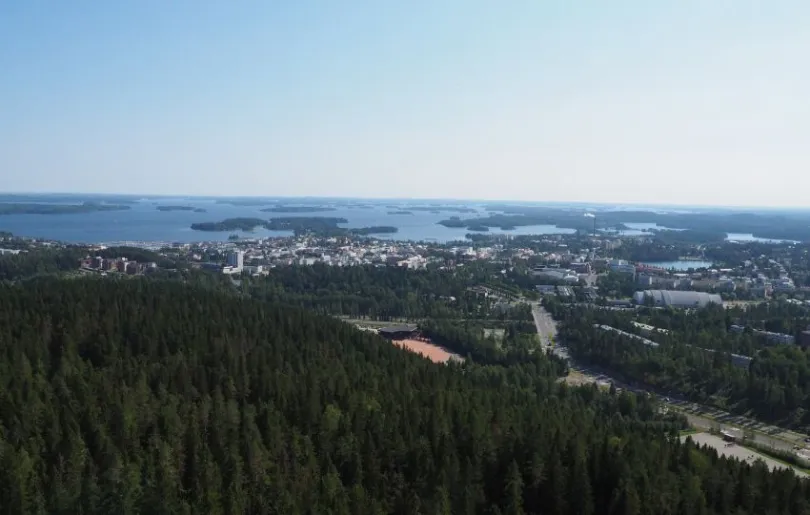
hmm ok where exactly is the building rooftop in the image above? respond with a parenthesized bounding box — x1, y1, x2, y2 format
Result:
(378, 324, 418, 335)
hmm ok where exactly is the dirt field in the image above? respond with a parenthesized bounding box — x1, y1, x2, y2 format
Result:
(393, 339, 462, 364)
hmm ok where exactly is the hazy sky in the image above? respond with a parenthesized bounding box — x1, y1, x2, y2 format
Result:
(2, 1, 809, 206)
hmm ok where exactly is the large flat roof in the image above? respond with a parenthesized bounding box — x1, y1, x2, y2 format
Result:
(378, 324, 418, 334)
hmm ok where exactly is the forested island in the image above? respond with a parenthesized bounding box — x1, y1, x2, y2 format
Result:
(387, 210, 414, 215)
(260, 205, 337, 213)
(264, 216, 349, 232)
(0, 202, 132, 215)
(0, 194, 138, 204)
(191, 216, 398, 237)
(439, 216, 466, 228)
(156, 205, 198, 212)
(439, 206, 810, 241)
(408, 206, 478, 213)
(0, 277, 807, 513)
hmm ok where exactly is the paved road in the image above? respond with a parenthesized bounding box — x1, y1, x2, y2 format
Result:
(530, 303, 560, 351)
(531, 303, 810, 453)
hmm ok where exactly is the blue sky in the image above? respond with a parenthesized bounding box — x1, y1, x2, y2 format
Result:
(2, 1, 809, 206)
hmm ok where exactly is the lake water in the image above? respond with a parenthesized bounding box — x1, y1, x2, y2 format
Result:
(725, 233, 799, 244)
(615, 222, 686, 236)
(0, 199, 577, 244)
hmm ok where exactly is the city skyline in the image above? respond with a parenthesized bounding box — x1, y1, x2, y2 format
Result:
(3, 1, 810, 207)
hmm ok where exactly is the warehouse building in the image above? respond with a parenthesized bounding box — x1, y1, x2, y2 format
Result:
(633, 290, 723, 308)
(378, 324, 418, 340)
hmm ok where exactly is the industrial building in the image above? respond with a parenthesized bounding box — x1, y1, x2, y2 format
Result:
(378, 324, 418, 340)
(633, 290, 722, 308)
(531, 267, 579, 284)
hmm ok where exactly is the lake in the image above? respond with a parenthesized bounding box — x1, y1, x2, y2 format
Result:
(0, 199, 577, 244)
(725, 233, 799, 244)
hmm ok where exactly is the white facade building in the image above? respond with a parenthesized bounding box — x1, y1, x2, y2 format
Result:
(226, 250, 244, 271)
(633, 290, 723, 308)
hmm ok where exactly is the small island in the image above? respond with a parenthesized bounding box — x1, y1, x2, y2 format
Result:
(156, 205, 195, 212)
(193, 208, 207, 213)
(215, 199, 273, 206)
(466, 224, 490, 232)
(260, 206, 337, 213)
(438, 216, 467, 228)
(264, 217, 350, 233)
(438, 214, 536, 231)
(0, 202, 131, 216)
(388, 210, 414, 215)
(409, 206, 478, 213)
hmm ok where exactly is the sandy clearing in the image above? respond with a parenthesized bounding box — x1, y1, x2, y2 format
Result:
(393, 338, 462, 364)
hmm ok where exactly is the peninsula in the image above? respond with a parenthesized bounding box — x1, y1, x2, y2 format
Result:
(190, 218, 267, 232)
(0, 202, 132, 216)
(349, 226, 398, 236)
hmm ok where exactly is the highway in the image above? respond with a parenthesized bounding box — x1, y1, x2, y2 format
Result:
(530, 302, 810, 454)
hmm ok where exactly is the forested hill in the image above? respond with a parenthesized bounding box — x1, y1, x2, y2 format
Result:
(1, 279, 810, 513)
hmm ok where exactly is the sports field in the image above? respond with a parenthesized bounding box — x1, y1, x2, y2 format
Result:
(393, 338, 462, 364)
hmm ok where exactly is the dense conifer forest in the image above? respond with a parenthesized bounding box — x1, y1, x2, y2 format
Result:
(249, 263, 531, 321)
(0, 278, 809, 513)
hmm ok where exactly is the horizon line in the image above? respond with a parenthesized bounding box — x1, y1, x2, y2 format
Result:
(0, 190, 808, 212)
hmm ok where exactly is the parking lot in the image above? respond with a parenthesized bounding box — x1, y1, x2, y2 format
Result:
(681, 433, 808, 477)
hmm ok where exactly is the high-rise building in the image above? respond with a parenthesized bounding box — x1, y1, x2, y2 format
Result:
(227, 250, 244, 270)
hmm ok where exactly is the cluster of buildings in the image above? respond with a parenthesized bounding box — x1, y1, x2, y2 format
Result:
(531, 265, 581, 284)
(728, 324, 810, 348)
(598, 322, 753, 370)
(594, 324, 659, 348)
(729, 325, 796, 345)
(604, 256, 800, 299)
(187, 237, 459, 275)
(79, 256, 158, 275)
